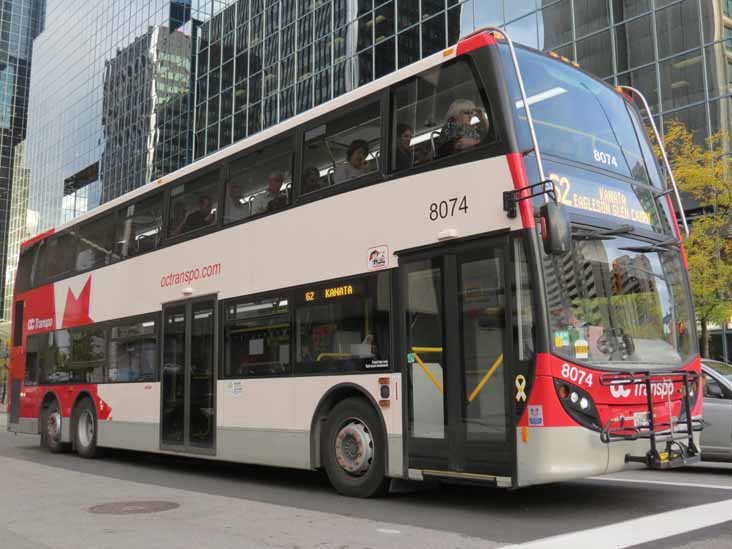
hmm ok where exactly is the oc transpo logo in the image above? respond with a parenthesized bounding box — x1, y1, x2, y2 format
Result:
(610, 383, 631, 399)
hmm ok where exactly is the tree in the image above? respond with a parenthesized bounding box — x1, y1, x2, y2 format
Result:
(660, 120, 732, 358)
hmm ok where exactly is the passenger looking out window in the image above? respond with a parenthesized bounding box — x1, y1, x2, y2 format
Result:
(167, 171, 219, 238)
(302, 166, 325, 194)
(394, 123, 414, 171)
(392, 58, 494, 172)
(303, 100, 381, 190)
(252, 172, 288, 215)
(436, 99, 490, 157)
(334, 140, 371, 184)
(223, 140, 292, 225)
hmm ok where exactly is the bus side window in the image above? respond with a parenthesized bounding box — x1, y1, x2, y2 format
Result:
(74, 213, 118, 272)
(44, 234, 75, 282)
(301, 100, 381, 193)
(391, 59, 493, 172)
(295, 272, 391, 374)
(115, 194, 164, 259)
(224, 139, 293, 225)
(167, 170, 220, 238)
(108, 317, 158, 383)
(223, 296, 290, 378)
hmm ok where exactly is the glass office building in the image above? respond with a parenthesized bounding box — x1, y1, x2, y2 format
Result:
(23, 0, 239, 236)
(0, 0, 43, 312)
(194, 0, 731, 193)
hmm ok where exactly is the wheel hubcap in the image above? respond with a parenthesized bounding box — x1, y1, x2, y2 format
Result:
(78, 410, 94, 448)
(334, 420, 373, 476)
(47, 411, 61, 441)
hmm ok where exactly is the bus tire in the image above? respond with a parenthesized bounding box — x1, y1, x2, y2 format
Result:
(42, 399, 68, 454)
(322, 397, 389, 498)
(73, 398, 99, 459)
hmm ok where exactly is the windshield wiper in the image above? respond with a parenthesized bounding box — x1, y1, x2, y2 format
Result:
(573, 224, 635, 241)
(618, 237, 680, 253)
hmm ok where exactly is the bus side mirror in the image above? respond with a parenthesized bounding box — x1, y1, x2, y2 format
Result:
(540, 202, 571, 255)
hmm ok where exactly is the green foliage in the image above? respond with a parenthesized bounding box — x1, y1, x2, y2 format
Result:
(659, 120, 732, 355)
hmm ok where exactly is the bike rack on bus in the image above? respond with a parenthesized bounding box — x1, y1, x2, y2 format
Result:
(618, 86, 690, 241)
(470, 27, 559, 215)
(599, 370, 703, 469)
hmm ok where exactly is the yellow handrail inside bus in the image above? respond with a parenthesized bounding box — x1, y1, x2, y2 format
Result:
(316, 352, 351, 361)
(467, 354, 504, 403)
(410, 347, 444, 394)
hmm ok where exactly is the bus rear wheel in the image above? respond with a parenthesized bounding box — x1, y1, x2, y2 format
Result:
(322, 397, 388, 498)
(42, 400, 68, 453)
(73, 398, 99, 459)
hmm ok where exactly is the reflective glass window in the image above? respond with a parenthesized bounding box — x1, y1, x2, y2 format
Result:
(540, 0, 572, 50)
(573, 0, 610, 38)
(44, 234, 74, 281)
(74, 213, 117, 272)
(576, 30, 613, 78)
(612, 0, 651, 23)
(659, 50, 705, 111)
(656, 0, 700, 59)
(615, 15, 654, 72)
(108, 317, 158, 382)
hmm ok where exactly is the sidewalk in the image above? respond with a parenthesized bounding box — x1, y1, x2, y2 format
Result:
(0, 449, 495, 549)
(0, 411, 6, 429)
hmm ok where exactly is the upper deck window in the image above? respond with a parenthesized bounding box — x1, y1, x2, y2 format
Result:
(224, 139, 292, 224)
(74, 213, 117, 272)
(115, 194, 164, 259)
(391, 59, 494, 172)
(167, 170, 220, 238)
(302, 100, 381, 193)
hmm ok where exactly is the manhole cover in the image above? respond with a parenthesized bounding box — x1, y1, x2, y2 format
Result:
(88, 501, 180, 515)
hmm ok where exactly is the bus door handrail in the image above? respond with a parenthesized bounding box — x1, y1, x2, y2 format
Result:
(618, 85, 690, 241)
(473, 27, 550, 199)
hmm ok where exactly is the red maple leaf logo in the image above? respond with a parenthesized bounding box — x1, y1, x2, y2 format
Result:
(61, 276, 93, 328)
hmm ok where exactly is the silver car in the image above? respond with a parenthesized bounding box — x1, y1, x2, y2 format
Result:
(701, 360, 732, 460)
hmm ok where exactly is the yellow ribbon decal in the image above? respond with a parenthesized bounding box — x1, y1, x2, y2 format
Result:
(515, 374, 527, 402)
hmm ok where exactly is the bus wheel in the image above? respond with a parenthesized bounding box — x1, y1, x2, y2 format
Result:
(42, 400, 67, 453)
(73, 398, 98, 459)
(322, 397, 388, 498)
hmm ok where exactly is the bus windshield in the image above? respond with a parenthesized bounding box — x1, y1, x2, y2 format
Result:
(503, 45, 663, 188)
(543, 236, 696, 369)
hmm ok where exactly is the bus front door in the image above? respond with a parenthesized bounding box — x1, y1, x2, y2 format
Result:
(401, 237, 514, 479)
(160, 297, 217, 453)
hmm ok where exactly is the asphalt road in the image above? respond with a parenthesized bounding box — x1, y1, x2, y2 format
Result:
(1, 428, 731, 548)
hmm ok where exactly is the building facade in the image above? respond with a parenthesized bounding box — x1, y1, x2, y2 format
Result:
(192, 1, 731, 168)
(23, 0, 239, 237)
(0, 0, 43, 313)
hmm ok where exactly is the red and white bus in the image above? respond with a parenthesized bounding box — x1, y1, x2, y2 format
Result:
(6, 29, 702, 497)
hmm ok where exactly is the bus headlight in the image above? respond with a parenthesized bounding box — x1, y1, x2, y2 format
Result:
(554, 380, 601, 431)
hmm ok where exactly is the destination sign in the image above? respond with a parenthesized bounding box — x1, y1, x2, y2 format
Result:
(538, 160, 667, 233)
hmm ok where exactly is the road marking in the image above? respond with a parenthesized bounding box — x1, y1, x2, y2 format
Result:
(502, 498, 732, 549)
(589, 476, 732, 491)
(377, 528, 401, 535)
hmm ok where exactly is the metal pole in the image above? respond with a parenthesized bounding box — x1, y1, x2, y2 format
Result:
(722, 320, 729, 363)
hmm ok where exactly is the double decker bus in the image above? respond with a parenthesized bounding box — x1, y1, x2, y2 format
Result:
(6, 29, 701, 497)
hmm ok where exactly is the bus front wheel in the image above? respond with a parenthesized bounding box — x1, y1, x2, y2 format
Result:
(322, 397, 389, 498)
(73, 398, 99, 459)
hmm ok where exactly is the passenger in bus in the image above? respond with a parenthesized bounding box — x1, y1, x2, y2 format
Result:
(252, 172, 288, 215)
(334, 139, 370, 184)
(179, 194, 216, 233)
(302, 166, 324, 194)
(436, 99, 489, 157)
(224, 182, 248, 223)
(394, 123, 414, 171)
